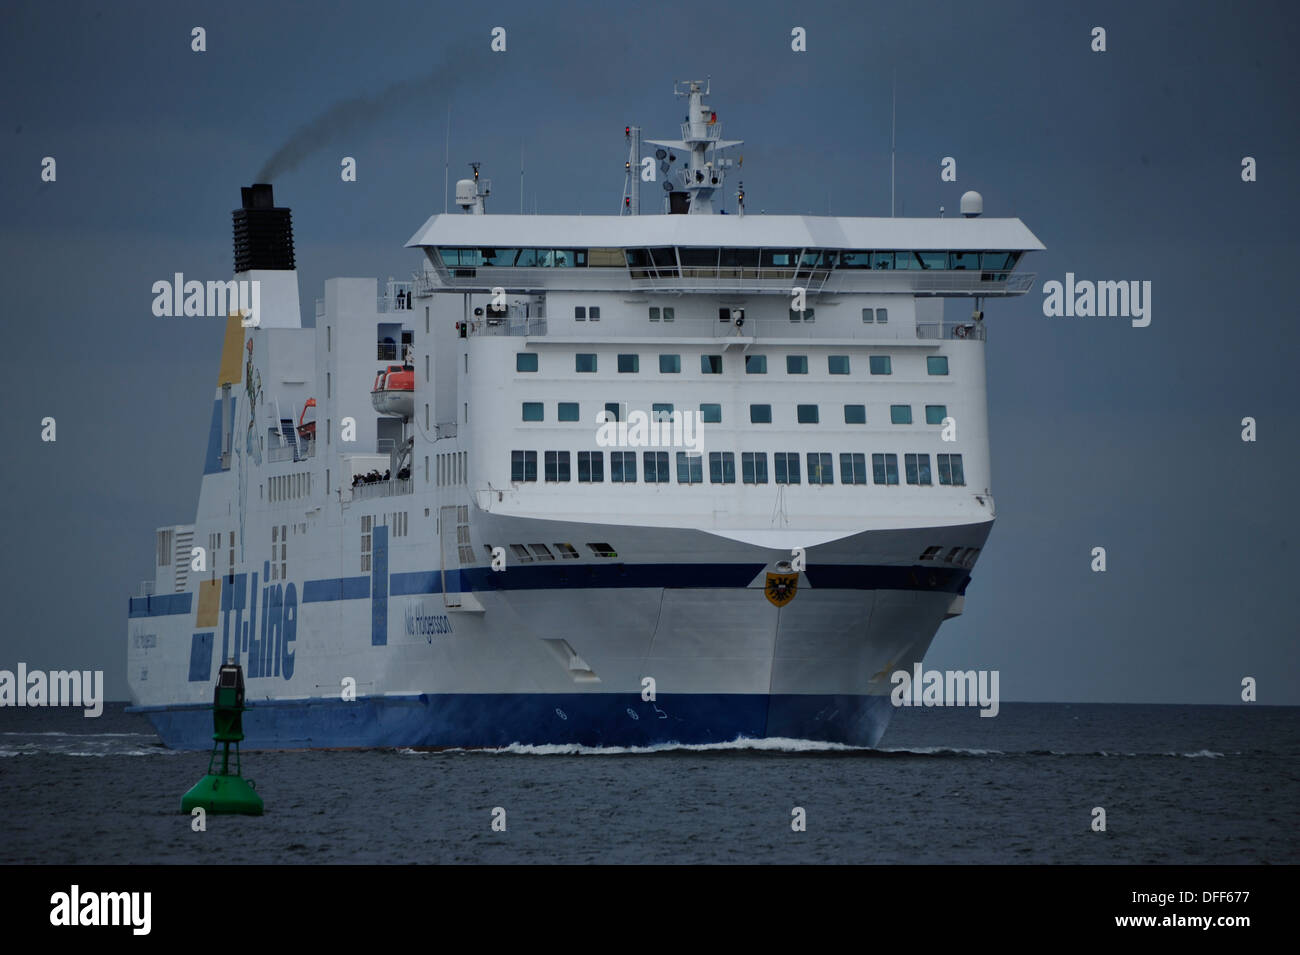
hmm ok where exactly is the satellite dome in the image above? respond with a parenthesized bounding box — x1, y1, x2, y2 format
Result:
(960, 190, 983, 217)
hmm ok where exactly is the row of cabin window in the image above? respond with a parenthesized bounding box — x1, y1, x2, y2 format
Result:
(522, 402, 947, 426)
(517, 353, 949, 376)
(510, 450, 965, 486)
(440, 248, 1018, 270)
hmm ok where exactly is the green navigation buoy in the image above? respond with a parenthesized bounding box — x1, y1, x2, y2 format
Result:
(180, 663, 264, 816)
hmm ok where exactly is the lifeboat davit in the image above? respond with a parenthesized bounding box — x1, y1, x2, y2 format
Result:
(297, 397, 316, 442)
(371, 364, 414, 418)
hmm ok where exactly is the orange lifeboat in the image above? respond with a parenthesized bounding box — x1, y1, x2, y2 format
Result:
(371, 364, 414, 418)
(297, 397, 317, 441)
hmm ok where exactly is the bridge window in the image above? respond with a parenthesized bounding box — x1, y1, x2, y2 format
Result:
(918, 251, 947, 270)
(710, 452, 736, 484)
(511, 450, 537, 482)
(949, 251, 981, 270)
(906, 453, 933, 485)
(742, 452, 768, 484)
(774, 452, 801, 484)
(587, 542, 618, 557)
(938, 453, 965, 486)
(840, 453, 867, 485)
(610, 451, 636, 483)
(839, 251, 872, 268)
(807, 453, 834, 485)
(873, 453, 899, 485)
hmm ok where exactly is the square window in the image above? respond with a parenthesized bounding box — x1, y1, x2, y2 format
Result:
(828, 355, 850, 375)
(786, 355, 808, 374)
(745, 355, 767, 374)
(618, 354, 640, 373)
(575, 353, 597, 373)
(558, 402, 579, 422)
(925, 404, 947, 425)
(522, 402, 544, 422)
(797, 404, 819, 424)
(750, 404, 772, 424)
(701, 355, 723, 374)
(516, 353, 538, 372)
(927, 355, 949, 375)
(891, 404, 913, 424)
(659, 354, 681, 373)
(844, 404, 866, 424)
(700, 403, 722, 424)
(870, 355, 892, 375)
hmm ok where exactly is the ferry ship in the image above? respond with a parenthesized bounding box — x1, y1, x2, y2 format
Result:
(126, 81, 1043, 749)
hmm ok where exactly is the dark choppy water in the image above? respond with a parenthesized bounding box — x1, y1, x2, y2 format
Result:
(1, 703, 1296, 864)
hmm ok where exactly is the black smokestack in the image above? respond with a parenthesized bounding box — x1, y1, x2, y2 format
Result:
(232, 184, 295, 272)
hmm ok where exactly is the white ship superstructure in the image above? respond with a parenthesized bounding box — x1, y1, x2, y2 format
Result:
(127, 82, 1043, 748)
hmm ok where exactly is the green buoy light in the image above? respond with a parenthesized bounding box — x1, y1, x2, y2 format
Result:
(180, 663, 264, 816)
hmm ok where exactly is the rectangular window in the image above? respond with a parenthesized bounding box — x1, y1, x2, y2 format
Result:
(709, 451, 736, 484)
(578, 451, 604, 483)
(649, 307, 660, 322)
(610, 451, 637, 483)
(844, 404, 866, 424)
(906, 453, 933, 485)
(511, 450, 537, 482)
(774, 452, 801, 484)
(828, 355, 850, 375)
(522, 402, 544, 422)
(949, 251, 980, 270)
(872, 453, 899, 485)
(602, 402, 623, 423)
(925, 404, 948, 425)
(745, 355, 767, 374)
(927, 355, 949, 375)
(876, 307, 888, 323)
(807, 452, 834, 485)
(662, 307, 674, 322)
(589, 306, 600, 321)
(701, 355, 723, 374)
(870, 355, 892, 375)
(891, 404, 913, 424)
(558, 402, 579, 422)
(676, 452, 703, 484)
(742, 452, 768, 484)
(840, 452, 867, 485)
(659, 354, 681, 374)
(644, 451, 669, 483)
(618, 354, 639, 373)
(652, 402, 674, 421)
(788, 307, 815, 323)
(545, 451, 571, 482)
(750, 404, 772, 424)
(425, 354, 430, 382)
(517, 353, 538, 372)
(700, 403, 722, 423)
(938, 453, 965, 486)
(575, 306, 586, 320)
(575, 353, 597, 373)
(862, 307, 874, 323)
(786, 355, 808, 374)
(797, 404, 819, 424)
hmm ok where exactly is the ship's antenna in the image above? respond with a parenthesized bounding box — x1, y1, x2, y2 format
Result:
(443, 103, 451, 214)
(890, 70, 896, 218)
(520, 141, 524, 215)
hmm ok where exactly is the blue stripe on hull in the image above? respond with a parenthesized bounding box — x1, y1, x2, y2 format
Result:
(138, 693, 896, 750)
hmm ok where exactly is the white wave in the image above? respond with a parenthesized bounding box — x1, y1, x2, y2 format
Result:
(399, 736, 874, 755)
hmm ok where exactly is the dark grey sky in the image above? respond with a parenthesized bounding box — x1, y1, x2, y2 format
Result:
(2, 0, 1296, 703)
